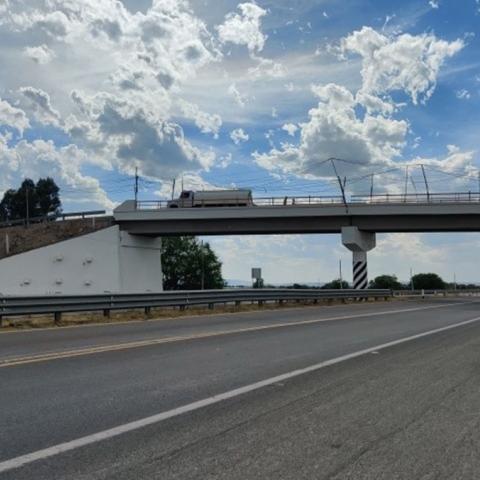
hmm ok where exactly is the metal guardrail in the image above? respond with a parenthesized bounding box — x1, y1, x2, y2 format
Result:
(0, 210, 106, 229)
(0, 289, 392, 324)
(393, 289, 480, 297)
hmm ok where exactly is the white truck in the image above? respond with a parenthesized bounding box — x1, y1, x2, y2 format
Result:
(168, 189, 253, 208)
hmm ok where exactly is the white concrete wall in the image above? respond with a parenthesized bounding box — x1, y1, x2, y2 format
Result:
(0, 226, 163, 296)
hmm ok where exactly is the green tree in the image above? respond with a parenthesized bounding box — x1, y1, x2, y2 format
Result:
(411, 273, 445, 290)
(369, 274, 403, 290)
(0, 177, 61, 221)
(161, 236, 225, 290)
(321, 279, 350, 289)
(0, 189, 16, 221)
(36, 177, 61, 215)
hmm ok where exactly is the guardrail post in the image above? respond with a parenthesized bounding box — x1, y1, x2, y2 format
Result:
(258, 300, 264, 307)
(54, 312, 62, 325)
(235, 300, 241, 307)
(0, 315, 2, 328)
(103, 309, 110, 318)
(145, 306, 152, 315)
(179, 305, 186, 311)
(208, 303, 214, 310)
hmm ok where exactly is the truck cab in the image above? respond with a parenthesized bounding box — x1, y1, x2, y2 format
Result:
(167, 191, 193, 208)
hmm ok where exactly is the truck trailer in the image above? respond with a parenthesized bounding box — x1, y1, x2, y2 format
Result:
(168, 190, 253, 208)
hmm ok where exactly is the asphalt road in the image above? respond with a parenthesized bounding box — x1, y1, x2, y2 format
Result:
(1, 298, 480, 479)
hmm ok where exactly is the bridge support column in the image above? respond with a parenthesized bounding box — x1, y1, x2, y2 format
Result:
(341, 227, 376, 290)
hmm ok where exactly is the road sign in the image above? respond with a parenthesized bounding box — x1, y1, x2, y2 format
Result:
(251, 268, 262, 280)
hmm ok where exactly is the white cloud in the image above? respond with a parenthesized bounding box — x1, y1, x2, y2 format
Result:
(23, 44, 55, 64)
(429, 0, 439, 8)
(0, 99, 30, 135)
(230, 128, 249, 144)
(456, 89, 471, 100)
(255, 27, 466, 185)
(0, 0, 224, 207)
(255, 83, 408, 181)
(247, 55, 286, 79)
(216, 2, 268, 54)
(339, 26, 464, 104)
(178, 99, 222, 137)
(19, 86, 61, 125)
(228, 83, 248, 108)
(0, 135, 114, 209)
(282, 123, 298, 136)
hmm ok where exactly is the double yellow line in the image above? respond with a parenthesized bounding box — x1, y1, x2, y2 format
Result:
(0, 301, 468, 368)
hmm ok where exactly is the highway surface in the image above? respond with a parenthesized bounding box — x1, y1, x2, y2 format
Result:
(1, 298, 480, 479)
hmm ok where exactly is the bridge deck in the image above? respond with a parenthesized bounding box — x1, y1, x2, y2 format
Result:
(113, 198, 480, 235)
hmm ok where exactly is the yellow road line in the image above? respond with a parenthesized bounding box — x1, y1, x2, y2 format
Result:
(0, 301, 471, 368)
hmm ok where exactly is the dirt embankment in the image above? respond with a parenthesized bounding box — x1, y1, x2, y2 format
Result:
(0, 216, 114, 259)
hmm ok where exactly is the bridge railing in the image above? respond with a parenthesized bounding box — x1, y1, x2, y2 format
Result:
(0, 210, 107, 229)
(351, 192, 480, 204)
(0, 289, 392, 325)
(136, 196, 346, 210)
(134, 192, 480, 210)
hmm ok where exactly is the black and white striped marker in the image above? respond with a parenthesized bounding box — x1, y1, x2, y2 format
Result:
(352, 251, 368, 290)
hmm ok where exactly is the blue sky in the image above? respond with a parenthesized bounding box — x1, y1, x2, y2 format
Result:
(0, 0, 479, 284)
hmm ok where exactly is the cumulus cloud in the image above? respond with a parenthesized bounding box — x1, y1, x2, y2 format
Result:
(230, 128, 249, 144)
(216, 2, 268, 53)
(282, 123, 298, 136)
(255, 27, 465, 186)
(0, 99, 30, 135)
(255, 83, 408, 181)
(178, 99, 222, 137)
(23, 44, 55, 64)
(0, 135, 113, 208)
(0, 0, 226, 207)
(93, 96, 215, 179)
(19, 86, 61, 125)
(339, 26, 464, 104)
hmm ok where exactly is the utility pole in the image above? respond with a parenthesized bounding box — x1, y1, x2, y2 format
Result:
(330, 158, 347, 206)
(410, 268, 414, 291)
(420, 164, 430, 202)
(25, 185, 30, 227)
(339, 259, 343, 289)
(370, 174, 374, 201)
(134, 167, 139, 205)
(404, 166, 409, 202)
(200, 240, 205, 290)
(171, 179, 176, 200)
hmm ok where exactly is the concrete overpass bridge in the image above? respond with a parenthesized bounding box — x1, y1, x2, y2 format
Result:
(114, 192, 480, 290)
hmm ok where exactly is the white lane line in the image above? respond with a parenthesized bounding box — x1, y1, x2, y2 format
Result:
(0, 301, 472, 366)
(1, 314, 480, 474)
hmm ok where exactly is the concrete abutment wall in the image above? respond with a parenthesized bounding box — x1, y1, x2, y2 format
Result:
(0, 226, 163, 295)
